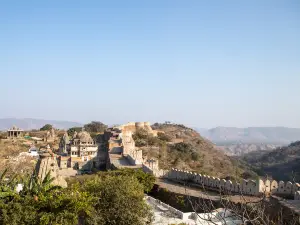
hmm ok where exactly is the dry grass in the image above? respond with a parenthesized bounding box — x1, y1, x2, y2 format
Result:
(150, 124, 252, 179)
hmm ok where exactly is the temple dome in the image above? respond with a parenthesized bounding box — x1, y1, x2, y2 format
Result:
(76, 131, 93, 142)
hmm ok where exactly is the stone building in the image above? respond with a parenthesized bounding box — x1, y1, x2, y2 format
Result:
(7, 126, 24, 138)
(70, 131, 98, 159)
(118, 122, 160, 136)
(57, 130, 99, 171)
(104, 123, 153, 169)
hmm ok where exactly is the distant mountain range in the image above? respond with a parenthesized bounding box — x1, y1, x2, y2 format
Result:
(0, 118, 83, 131)
(217, 143, 279, 156)
(197, 127, 300, 145)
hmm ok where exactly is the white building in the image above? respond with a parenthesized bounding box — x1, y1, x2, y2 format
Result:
(58, 131, 99, 171)
(70, 131, 98, 160)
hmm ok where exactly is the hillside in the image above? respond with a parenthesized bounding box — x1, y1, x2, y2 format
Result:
(198, 127, 300, 145)
(0, 118, 83, 131)
(218, 143, 279, 156)
(240, 141, 300, 182)
(143, 123, 257, 179)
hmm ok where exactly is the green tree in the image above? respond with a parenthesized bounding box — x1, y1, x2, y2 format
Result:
(40, 124, 53, 131)
(20, 172, 61, 197)
(84, 121, 107, 133)
(0, 169, 154, 225)
(133, 128, 161, 147)
(0, 185, 95, 225)
(82, 175, 153, 225)
(67, 127, 82, 136)
(105, 169, 155, 193)
(0, 169, 18, 199)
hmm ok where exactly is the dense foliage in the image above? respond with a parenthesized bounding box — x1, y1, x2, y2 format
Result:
(84, 121, 108, 133)
(67, 126, 83, 136)
(0, 169, 154, 225)
(40, 124, 53, 131)
(132, 128, 168, 147)
(104, 169, 156, 193)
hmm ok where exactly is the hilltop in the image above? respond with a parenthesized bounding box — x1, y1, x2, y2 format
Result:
(0, 118, 82, 131)
(140, 123, 257, 179)
(198, 127, 300, 145)
(240, 141, 300, 182)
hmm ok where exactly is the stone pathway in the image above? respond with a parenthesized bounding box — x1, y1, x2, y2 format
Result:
(156, 178, 261, 203)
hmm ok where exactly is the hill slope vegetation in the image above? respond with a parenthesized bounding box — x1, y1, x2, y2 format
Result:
(137, 123, 257, 179)
(241, 141, 300, 182)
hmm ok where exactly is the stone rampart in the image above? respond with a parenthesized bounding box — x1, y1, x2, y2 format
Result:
(164, 168, 300, 197)
(127, 149, 143, 165)
(142, 159, 167, 177)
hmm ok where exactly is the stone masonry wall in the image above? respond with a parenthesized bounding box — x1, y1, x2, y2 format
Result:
(164, 168, 300, 198)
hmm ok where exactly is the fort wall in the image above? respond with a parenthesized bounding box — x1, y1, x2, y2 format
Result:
(142, 159, 167, 177)
(163, 168, 300, 198)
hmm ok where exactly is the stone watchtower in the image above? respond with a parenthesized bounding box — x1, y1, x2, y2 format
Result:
(34, 145, 67, 188)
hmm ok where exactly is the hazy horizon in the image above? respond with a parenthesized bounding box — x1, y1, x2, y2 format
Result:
(1, 1, 299, 128)
(2, 117, 300, 130)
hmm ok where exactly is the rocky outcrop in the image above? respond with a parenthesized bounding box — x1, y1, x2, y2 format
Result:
(35, 150, 67, 188)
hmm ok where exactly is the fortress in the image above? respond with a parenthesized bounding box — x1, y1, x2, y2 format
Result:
(104, 122, 163, 175)
(104, 122, 300, 201)
(32, 122, 300, 205)
(117, 122, 161, 136)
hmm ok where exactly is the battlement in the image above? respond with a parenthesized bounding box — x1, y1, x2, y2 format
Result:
(165, 168, 300, 198)
(121, 121, 154, 133)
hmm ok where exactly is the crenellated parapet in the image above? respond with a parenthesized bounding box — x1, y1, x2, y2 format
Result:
(164, 168, 300, 198)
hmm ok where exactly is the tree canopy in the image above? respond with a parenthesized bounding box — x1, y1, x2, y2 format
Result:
(0, 169, 154, 225)
(40, 124, 53, 131)
(67, 127, 82, 136)
(84, 121, 108, 133)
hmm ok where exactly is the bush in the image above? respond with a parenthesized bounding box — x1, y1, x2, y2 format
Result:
(157, 132, 171, 142)
(133, 129, 161, 147)
(172, 142, 194, 153)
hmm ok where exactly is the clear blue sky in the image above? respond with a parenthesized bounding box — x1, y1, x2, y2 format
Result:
(0, 0, 299, 128)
